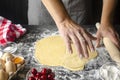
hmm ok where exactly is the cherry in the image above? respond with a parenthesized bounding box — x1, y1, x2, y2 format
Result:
(47, 68, 52, 74)
(47, 72, 55, 79)
(28, 76, 36, 80)
(50, 78, 55, 80)
(29, 68, 55, 80)
(40, 75, 47, 80)
(31, 68, 37, 76)
(50, 72, 55, 78)
(37, 79, 42, 80)
(41, 68, 47, 75)
(49, 78, 55, 80)
(35, 72, 42, 79)
(47, 74, 53, 79)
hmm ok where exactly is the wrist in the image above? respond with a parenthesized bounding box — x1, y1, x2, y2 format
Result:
(100, 21, 113, 29)
(55, 15, 71, 24)
(55, 17, 72, 26)
(101, 19, 113, 26)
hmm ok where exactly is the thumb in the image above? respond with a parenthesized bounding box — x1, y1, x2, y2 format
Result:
(95, 31, 102, 48)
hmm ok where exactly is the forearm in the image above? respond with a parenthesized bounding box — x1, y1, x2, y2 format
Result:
(101, 0, 117, 24)
(41, 0, 71, 24)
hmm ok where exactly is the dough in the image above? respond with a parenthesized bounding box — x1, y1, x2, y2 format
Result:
(35, 35, 97, 71)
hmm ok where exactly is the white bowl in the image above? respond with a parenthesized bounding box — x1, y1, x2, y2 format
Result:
(1, 42, 17, 53)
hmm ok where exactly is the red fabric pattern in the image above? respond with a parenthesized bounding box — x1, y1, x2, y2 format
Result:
(0, 16, 26, 46)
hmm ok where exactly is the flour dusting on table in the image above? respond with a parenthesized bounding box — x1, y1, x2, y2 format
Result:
(14, 26, 119, 80)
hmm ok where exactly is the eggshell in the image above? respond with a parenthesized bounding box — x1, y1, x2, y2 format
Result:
(0, 58, 5, 69)
(2, 53, 14, 61)
(0, 69, 9, 80)
(5, 57, 17, 74)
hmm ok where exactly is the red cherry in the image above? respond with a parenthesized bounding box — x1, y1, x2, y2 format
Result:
(47, 74, 53, 79)
(50, 72, 55, 78)
(49, 78, 55, 80)
(47, 68, 52, 74)
(41, 68, 47, 75)
(47, 72, 55, 79)
(35, 72, 42, 79)
(37, 79, 42, 80)
(50, 78, 55, 80)
(28, 76, 36, 80)
(31, 68, 37, 76)
(40, 75, 47, 80)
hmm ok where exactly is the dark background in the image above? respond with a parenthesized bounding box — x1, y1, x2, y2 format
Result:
(92, 0, 120, 25)
(0, 0, 119, 25)
(0, 0, 28, 24)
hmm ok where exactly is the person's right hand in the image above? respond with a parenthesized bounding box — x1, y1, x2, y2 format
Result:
(96, 23, 120, 49)
(56, 19, 96, 58)
(41, 0, 96, 58)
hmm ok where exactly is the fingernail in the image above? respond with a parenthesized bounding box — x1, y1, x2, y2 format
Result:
(66, 49, 72, 54)
(91, 48, 94, 52)
(68, 50, 72, 54)
(91, 48, 95, 52)
(79, 54, 83, 59)
(85, 54, 88, 58)
(95, 44, 97, 48)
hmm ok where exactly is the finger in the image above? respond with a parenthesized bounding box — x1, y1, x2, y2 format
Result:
(63, 35, 73, 54)
(95, 32, 102, 48)
(69, 33, 83, 58)
(116, 32, 120, 40)
(83, 33, 95, 52)
(79, 37, 88, 58)
(116, 33, 120, 49)
(115, 33, 120, 49)
(96, 38, 101, 48)
(76, 32, 88, 58)
(85, 31, 97, 40)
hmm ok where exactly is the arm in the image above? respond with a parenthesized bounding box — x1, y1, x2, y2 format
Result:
(101, 0, 117, 24)
(96, 0, 120, 49)
(42, 0, 96, 58)
(41, 0, 70, 24)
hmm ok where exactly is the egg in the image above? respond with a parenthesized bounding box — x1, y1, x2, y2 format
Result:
(5, 57, 16, 74)
(2, 53, 14, 61)
(0, 58, 5, 70)
(0, 69, 9, 80)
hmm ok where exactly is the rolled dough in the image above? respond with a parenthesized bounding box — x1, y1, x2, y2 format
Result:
(35, 35, 97, 71)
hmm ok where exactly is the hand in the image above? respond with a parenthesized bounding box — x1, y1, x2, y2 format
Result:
(56, 19, 96, 58)
(96, 23, 120, 49)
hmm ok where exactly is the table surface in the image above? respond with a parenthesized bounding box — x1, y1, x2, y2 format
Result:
(11, 24, 118, 80)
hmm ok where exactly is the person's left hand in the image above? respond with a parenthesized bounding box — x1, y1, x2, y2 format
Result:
(96, 23, 120, 49)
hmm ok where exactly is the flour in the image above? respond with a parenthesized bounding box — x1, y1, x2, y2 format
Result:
(100, 62, 120, 80)
(41, 29, 59, 38)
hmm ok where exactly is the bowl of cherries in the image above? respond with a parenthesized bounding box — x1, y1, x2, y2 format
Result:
(26, 67, 55, 80)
